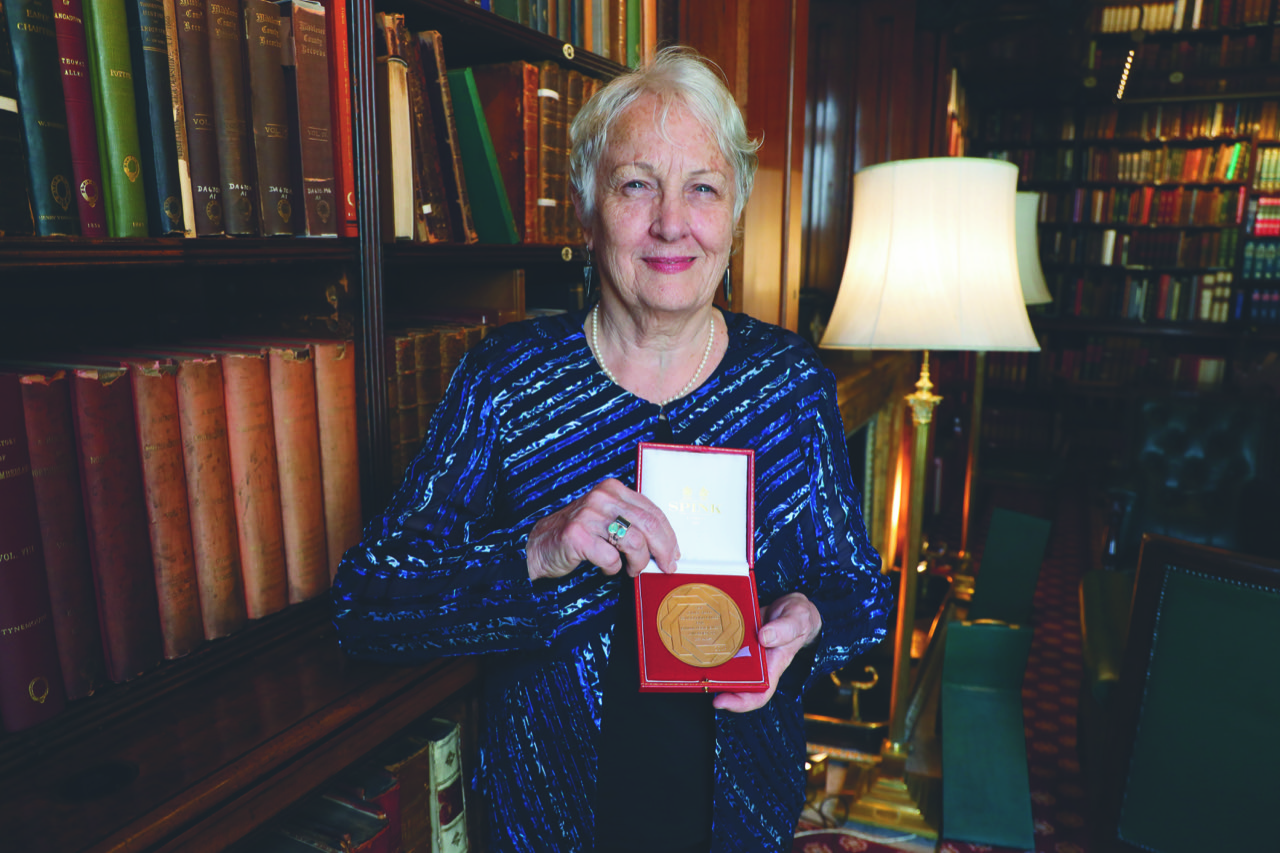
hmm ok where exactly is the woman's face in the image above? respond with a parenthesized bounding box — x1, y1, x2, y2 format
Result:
(585, 94, 736, 319)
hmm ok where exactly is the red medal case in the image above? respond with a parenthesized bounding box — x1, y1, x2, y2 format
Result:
(633, 442, 769, 693)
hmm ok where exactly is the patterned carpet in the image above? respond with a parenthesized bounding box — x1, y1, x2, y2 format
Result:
(794, 484, 1091, 853)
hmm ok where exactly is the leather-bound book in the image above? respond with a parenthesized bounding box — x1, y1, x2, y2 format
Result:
(69, 364, 163, 683)
(417, 30, 477, 243)
(0, 12, 35, 236)
(218, 349, 288, 620)
(204, 0, 257, 235)
(384, 332, 417, 480)
(264, 345, 328, 603)
(470, 61, 538, 243)
(171, 354, 247, 639)
(310, 340, 361, 578)
(4, 0, 79, 235)
(17, 369, 106, 700)
(125, 359, 203, 659)
(125, 0, 186, 234)
(52, 0, 108, 236)
(317, 0, 355, 237)
(160, 0, 196, 235)
(0, 373, 67, 733)
(535, 60, 563, 244)
(82, 0, 149, 236)
(612, 0, 625, 67)
(563, 69, 585, 244)
(399, 15, 451, 242)
(407, 328, 439, 443)
(446, 67, 518, 244)
(334, 765, 401, 853)
(373, 12, 412, 242)
(279, 0, 337, 237)
(173, 0, 224, 235)
(242, 0, 296, 235)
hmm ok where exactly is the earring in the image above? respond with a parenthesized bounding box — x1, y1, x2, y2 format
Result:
(583, 248, 595, 302)
(722, 267, 733, 304)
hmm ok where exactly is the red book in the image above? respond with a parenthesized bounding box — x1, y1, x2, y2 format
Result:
(69, 365, 163, 683)
(219, 350, 288, 620)
(126, 359, 204, 659)
(0, 373, 67, 732)
(312, 340, 361, 578)
(52, 0, 108, 236)
(470, 60, 539, 243)
(265, 345, 328, 604)
(319, 0, 357, 237)
(18, 369, 106, 700)
(172, 354, 247, 640)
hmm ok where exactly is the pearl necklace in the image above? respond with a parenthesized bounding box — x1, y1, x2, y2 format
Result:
(591, 303, 715, 406)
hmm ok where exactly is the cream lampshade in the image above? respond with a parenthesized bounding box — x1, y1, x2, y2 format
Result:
(1016, 191, 1053, 305)
(821, 157, 1039, 352)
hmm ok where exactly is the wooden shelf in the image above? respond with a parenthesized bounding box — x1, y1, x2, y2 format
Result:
(0, 600, 479, 853)
(380, 0, 627, 78)
(383, 242, 588, 266)
(0, 237, 358, 270)
(1031, 315, 1247, 338)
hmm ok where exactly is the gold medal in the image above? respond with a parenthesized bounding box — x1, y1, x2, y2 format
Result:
(656, 583, 745, 668)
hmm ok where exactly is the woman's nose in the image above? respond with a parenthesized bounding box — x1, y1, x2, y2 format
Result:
(650, 193, 691, 241)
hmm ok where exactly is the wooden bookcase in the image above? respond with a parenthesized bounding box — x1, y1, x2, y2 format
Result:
(0, 1, 628, 849)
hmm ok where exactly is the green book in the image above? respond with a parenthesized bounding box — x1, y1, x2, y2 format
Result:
(626, 0, 640, 68)
(83, 0, 149, 236)
(446, 67, 518, 245)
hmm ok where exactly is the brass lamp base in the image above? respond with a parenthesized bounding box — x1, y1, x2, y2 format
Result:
(841, 743, 940, 838)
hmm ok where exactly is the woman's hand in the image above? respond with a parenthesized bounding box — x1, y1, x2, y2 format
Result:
(527, 478, 680, 581)
(712, 592, 823, 713)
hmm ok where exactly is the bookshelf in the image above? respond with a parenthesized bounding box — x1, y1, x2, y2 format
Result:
(0, 0, 641, 849)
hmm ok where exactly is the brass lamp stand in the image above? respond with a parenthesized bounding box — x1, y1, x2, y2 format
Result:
(843, 353, 941, 837)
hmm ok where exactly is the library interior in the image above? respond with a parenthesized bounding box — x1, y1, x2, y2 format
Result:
(1, 0, 1278, 851)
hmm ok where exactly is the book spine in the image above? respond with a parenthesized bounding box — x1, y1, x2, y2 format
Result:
(612, 0, 624, 66)
(161, 0, 196, 236)
(70, 367, 162, 683)
(219, 351, 288, 620)
(535, 60, 560, 243)
(242, 0, 296, 235)
(319, 0, 355, 236)
(266, 346, 328, 603)
(373, 12, 412, 241)
(419, 30, 477, 243)
(427, 720, 469, 853)
(519, 63, 538, 244)
(311, 341, 361, 579)
(125, 0, 185, 234)
(5, 0, 80, 235)
(400, 19, 451, 242)
(173, 357, 247, 639)
(204, 0, 257, 234)
(0, 373, 68, 733)
(563, 69, 583, 244)
(173, 0, 224, 235)
(0, 11, 36, 236)
(280, 0, 337, 236)
(19, 370, 106, 700)
(625, 0, 638, 67)
(83, 0, 149, 236)
(446, 67, 517, 244)
(52, 0, 108, 236)
(127, 361, 203, 659)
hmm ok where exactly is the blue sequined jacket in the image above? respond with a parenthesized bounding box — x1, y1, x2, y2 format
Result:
(332, 309, 892, 852)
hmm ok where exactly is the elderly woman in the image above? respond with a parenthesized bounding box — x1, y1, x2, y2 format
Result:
(332, 47, 891, 853)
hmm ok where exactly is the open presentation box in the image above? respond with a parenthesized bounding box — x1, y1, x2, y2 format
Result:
(633, 442, 769, 693)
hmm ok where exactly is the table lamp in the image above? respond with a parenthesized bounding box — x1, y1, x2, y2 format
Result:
(819, 157, 1039, 836)
(957, 190, 1054, 562)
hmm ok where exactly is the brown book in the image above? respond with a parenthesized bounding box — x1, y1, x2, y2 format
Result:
(311, 341, 361, 578)
(612, 0, 626, 66)
(69, 365, 163, 683)
(126, 359, 204, 660)
(170, 354, 248, 640)
(563, 69, 585, 244)
(265, 345, 328, 604)
(243, 0, 297, 235)
(407, 328, 441, 442)
(174, 0, 225, 235)
(280, 0, 338, 237)
(205, 0, 258, 234)
(400, 17, 452, 242)
(162, 0, 196, 236)
(535, 60, 565, 244)
(417, 30, 477, 244)
(219, 349, 288, 620)
(370, 728, 435, 853)
(17, 369, 106, 700)
(385, 332, 418, 480)
(318, 0, 356, 237)
(470, 61, 539, 243)
(0, 372, 68, 732)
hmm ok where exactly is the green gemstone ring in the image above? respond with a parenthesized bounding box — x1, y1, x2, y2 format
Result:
(606, 516, 631, 546)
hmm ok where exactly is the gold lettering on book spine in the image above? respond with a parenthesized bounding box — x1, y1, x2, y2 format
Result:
(656, 583, 744, 668)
